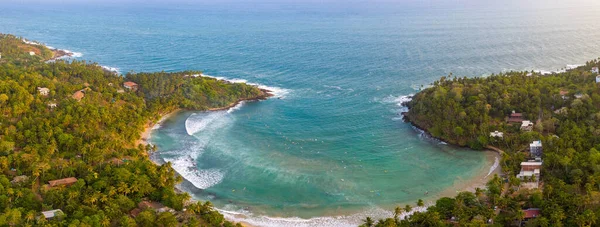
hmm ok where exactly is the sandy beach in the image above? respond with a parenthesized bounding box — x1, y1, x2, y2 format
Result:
(137, 90, 501, 227)
(435, 150, 502, 200)
(137, 109, 182, 146)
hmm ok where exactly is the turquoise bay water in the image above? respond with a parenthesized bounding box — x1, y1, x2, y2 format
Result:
(2, 1, 600, 225)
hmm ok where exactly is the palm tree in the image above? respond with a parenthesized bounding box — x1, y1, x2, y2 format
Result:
(25, 211, 35, 224)
(394, 206, 402, 223)
(404, 204, 412, 213)
(417, 199, 424, 207)
(100, 216, 110, 227)
(516, 210, 525, 226)
(362, 217, 374, 227)
(475, 187, 483, 197)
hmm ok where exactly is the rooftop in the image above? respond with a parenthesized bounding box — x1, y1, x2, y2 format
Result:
(530, 140, 542, 147)
(123, 81, 138, 87)
(521, 161, 543, 166)
(41, 209, 63, 219)
(510, 113, 523, 117)
(523, 208, 541, 219)
(48, 177, 77, 187)
(559, 90, 569, 95)
(72, 90, 84, 101)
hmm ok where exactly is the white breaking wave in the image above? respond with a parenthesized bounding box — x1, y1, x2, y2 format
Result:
(378, 94, 413, 118)
(22, 39, 42, 46)
(324, 85, 354, 92)
(199, 73, 290, 98)
(519, 64, 585, 76)
(379, 94, 413, 107)
(227, 101, 245, 114)
(23, 38, 83, 59)
(485, 156, 500, 178)
(168, 111, 239, 189)
(101, 65, 120, 74)
(164, 154, 224, 189)
(185, 111, 228, 136)
(65, 50, 83, 58)
(410, 84, 433, 91)
(217, 205, 430, 227)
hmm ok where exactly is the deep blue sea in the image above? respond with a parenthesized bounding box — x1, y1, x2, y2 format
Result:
(2, 0, 600, 226)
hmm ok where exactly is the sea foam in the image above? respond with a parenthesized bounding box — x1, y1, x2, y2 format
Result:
(23, 38, 84, 60)
(198, 73, 290, 98)
(164, 154, 224, 189)
(485, 156, 500, 178)
(218, 204, 430, 227)
(101, 65, 120, 74)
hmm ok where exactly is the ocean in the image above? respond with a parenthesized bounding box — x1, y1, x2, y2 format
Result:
(2, 0, 600, 226)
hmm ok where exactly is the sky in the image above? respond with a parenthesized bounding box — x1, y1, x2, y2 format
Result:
(3, 0, 600, 13)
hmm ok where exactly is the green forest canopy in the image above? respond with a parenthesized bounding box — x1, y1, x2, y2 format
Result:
(364, 59, 600, 226)
(0, 34, 267, 226)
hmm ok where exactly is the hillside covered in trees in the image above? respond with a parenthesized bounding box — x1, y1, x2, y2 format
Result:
(362, 60, 600, 226)
(0, 34, 268, 226)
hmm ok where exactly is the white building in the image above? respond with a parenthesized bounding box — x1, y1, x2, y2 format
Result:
(29, 51, 35, 56)
(48, 102, 57, 109)
(530, 141, 542, 158)
(41, 209, 64, 219)
(521, 120, 534, 131)
(490, 131, 504, 138)
(517, 161, 542, 180)
(37, 87, 49, 96)
(593, 67, 599, 74)
(596, 75, 600, 83)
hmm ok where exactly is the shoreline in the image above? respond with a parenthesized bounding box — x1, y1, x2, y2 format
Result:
(137, 109, 183, 146)
(137, 88, 273, 147)
(140, 89, 273, 227)
(50, 49, 75, 61)
(140, 90, 501, 227)
(215, 152, 500, 227)
(139, 87, 500, 227)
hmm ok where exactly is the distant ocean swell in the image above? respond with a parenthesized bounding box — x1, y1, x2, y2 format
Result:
(22, 39, 125, 75)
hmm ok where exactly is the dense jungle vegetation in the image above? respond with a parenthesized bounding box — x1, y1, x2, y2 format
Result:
(363, 59, 600, 226)
(0, 34, 267, 226)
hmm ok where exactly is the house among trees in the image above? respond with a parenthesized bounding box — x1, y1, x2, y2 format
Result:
(48, 102, 57, 109)
(48, 177, 77, 188)
(521, 208, 541, 224)
(37, 87, 49, 96)
(596, 75, 600, 83)
(507, 111, 523, 123)
(29, 51, 35, 56)
(41, 209, 64, 219)
(530, 141, 542, 158)
(554, 107, 568, 115)
(520, 120, 534, 131)
(72, 90, 84, 101)
(559, 89, 569, 99)
(11, 175, 29, 185)
(517, 160, 542, 189)
(123, 81, 138, 90)
(592, 67, 599, 74)
(490, 131, 504, 138)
